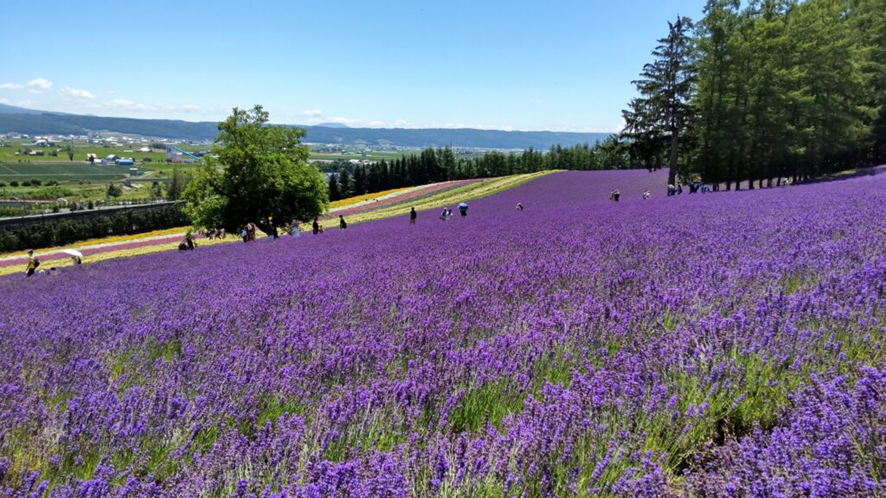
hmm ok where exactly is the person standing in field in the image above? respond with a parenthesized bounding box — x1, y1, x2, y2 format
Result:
(643, 190, 651, 200)
(25, 250, 39, 277)
(339, 215, 347, 230)
(312, 217, 320, 235)
(516, 203, 524, 211)
(610, 190, 620, 202)
(410, 207, 417, 225)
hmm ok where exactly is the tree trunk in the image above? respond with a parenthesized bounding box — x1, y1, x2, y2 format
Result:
(667, 132, 679, 188)
(255, 220, 278, 239)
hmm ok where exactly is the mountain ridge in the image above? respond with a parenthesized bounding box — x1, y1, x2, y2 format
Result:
(0, 109, 612, 149)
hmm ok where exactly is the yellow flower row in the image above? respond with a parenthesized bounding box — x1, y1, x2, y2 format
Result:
(328, 186, 413, 209)
(335, 171, 554, 226)
(0, 234, 242, 277)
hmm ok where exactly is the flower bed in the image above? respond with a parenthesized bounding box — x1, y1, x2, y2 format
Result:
(4, 169, 886, 494)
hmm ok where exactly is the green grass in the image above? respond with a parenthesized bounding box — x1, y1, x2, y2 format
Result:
(0, 162, 136, 181)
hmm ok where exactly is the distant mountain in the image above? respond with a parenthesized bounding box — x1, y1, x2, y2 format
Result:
(0, 111, 613, 149)
(0, 104, 54, 115)
(300, 126, 612, 150)
(0, 112, 219, 140)
(314, 122, 350, 129)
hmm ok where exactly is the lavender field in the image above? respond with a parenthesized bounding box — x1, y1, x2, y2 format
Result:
(2, 169, 885, 497)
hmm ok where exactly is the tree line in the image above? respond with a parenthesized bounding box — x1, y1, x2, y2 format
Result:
(0, 204, 190, 253)
(622, 0, 886, 189)
(327, 136, 633, 200)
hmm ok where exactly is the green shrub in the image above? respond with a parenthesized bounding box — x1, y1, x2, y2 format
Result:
(0, 204, 190, 252)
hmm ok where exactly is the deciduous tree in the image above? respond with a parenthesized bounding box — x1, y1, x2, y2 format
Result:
(183, 105, 328, 238)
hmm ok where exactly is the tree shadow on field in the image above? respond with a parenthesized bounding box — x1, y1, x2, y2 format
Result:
(798, 163, 886, 185)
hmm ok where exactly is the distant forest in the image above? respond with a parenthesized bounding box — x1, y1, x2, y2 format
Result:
(0, 111, 610, 150)
(622, 0, 886, 188)
(327, 137, 632, 201)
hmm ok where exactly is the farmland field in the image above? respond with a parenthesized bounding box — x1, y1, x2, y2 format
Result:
(2, 168, 886, 496)
(0, 140, 420, 176)
(0, 162, 136, 181)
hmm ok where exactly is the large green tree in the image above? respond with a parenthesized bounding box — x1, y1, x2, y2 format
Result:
(183, 105, 328, 238)
(628, 16, 696, 188)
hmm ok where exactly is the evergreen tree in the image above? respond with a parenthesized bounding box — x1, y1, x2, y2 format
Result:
(328, 173, 341, 201)
(352, 165, 367, 196)
(621, 97, 666, 171)
(631, 16, 696, 187)
(693, 0, 743, 186)
(338, 168, 352, 198)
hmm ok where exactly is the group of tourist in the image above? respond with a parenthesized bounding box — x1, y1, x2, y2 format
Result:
(435, 203, 471, 221)
(20, 182, 676, 276)
(240, 223, 258, 242)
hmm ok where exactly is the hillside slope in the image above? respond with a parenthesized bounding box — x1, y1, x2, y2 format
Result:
(3, 168, 884, 495)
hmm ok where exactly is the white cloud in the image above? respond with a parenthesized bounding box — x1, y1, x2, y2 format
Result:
(154, 103, 210, 114)
(17, 100, 36, 107)
(0, 97, 8, 104)
(300, 109, 322, 117)
(326, 116, 362, 125)
(0, 83, 24, 90)
(61, 86, 95, 99)
(26, 78, 52, 93)
(105, 98, 155, 111)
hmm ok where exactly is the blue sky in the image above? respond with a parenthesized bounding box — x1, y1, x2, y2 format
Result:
(0, 0, 701, 132)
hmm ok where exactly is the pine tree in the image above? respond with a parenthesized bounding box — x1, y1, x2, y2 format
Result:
(629, 16, 695, 187)
(328, 173, 341, 201)
(352, 165, 367, 196)
(622, 97, 666, 171)
(693, 0, 742, 185)
(338, 168, 352, 198)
